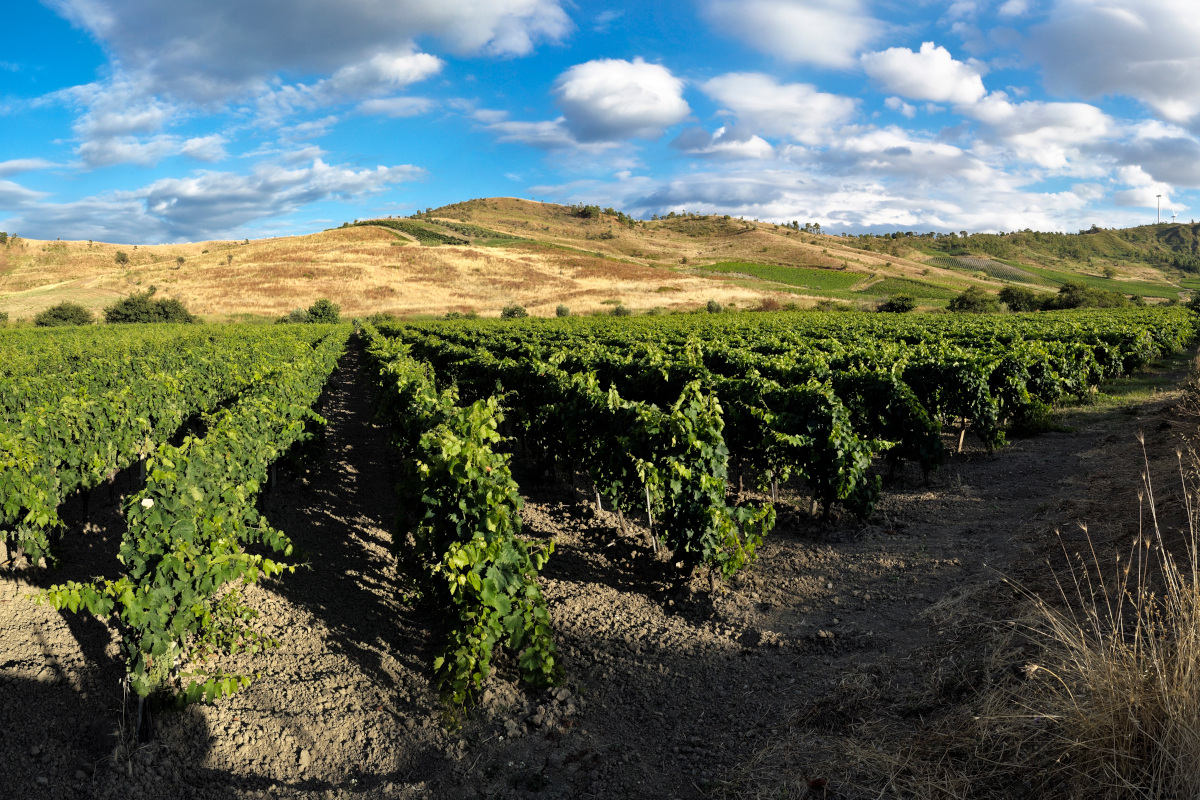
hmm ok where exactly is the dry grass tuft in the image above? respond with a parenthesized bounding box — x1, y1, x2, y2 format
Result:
(978, 449, 1198, 798)
(880, 443, 1200, 800)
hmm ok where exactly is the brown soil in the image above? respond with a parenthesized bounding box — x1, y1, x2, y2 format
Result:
(1, 347, 1194, 800)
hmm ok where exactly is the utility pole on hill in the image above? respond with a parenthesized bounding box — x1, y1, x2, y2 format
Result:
(1158, 194, 1162, 224)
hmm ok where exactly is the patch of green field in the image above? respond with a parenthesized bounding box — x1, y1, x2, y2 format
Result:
(855, 277, 961, 300)
(699, 261, 867, 292)
(1018, 264, 1180, 298)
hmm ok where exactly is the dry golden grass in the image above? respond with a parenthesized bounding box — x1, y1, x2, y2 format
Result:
(938, 441, 1200, 800)
(0, 199, 975, 320)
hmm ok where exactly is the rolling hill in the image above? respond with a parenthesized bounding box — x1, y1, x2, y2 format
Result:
(0, 198, 1193, 321)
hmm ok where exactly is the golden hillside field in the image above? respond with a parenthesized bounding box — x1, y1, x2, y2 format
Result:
(3, 197, 1176, 320)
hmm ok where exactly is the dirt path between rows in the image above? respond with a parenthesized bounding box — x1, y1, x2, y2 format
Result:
(1, 345, 1195, 800)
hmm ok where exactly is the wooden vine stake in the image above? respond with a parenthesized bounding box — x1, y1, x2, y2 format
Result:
(645, 483, 659, 553)
(957, 417, 968, 453)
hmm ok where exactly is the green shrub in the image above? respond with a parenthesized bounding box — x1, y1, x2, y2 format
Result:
(278, 308, 310, 324)
(1043, 281, 1129, 310)
(500, 304, 528, 319)
(998, 286, 1044, 312)
(34, 302, 94, 327)
(948, 286, 1000, 313)
(0, 232, 7, 245)
(0, 311, 8, 325)
(611, 304, 632, 317)
(104, 288, 198, 323)
(443, 310, 479, 320)
(114, 251, 129, 264)
(366, 311, 398, 326)
(555, 304, 571, 317)
(706, 299, 723, 314)
(307, 298, 341, 323)
(877, 294, 916, 313)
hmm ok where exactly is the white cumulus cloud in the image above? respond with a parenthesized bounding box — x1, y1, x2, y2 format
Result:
(179, 135, 228, 163)
(1028, 0, 1200, 126)
(671, 126, 775, 160)
(966, 92, 1113, 170)
(77, 136, 179, 168)
(553, 58, 690, 143)
(861, 42, 986, 105)
(255, 50, 442, 125)
(45, 0, 570, 101)
(702, 0, 882, 68)
(702, 73, 857, 145)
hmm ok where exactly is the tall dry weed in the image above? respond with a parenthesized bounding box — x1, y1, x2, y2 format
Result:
(983, 438, 1200, 799)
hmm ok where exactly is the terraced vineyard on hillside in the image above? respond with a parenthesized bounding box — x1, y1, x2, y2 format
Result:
(927, 255, 1040, 283)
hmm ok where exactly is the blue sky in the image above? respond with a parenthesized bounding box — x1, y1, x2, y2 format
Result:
(3, 0, 1200, 243)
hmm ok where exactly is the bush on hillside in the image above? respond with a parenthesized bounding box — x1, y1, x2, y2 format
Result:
(279, 308, 310, 324)
(572, 204, 601, 219)
(500, 304, 528, 319)
(0, 311, 8, 325)
(948, 286, 1000, 313)
(104, 288, 198, 323)
(1042, 281, 1129, 310)
(114, 251, 129, 264)
(611, 304, 632, 317)
(366, 311, 398, 326)
(34, 302, 94, 327)
(555, 304, 571, 317)
(877, 294, 916, 313)
(0, 232, 8, 245)
(307, 298, 341, 323)
(706, 299, 723, 314)
(443, 309, 479, 320)
(998, 286, 1045, 312)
